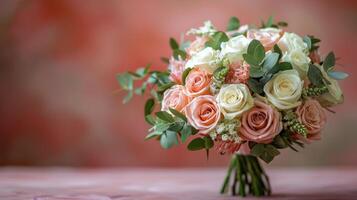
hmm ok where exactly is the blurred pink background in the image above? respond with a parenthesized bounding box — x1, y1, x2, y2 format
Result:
(0, 0, 356, 167)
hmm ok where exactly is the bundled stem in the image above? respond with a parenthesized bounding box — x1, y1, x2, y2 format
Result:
(220, 154, 271, 197)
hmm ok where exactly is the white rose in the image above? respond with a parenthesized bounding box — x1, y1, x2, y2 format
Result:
(219, 35, 252, 63)
(277, 32, 308, 54)
(216, 84, 254, 119)
(317, 65, 344, 106)
(264, 69, 303, 110)
(282, 50, 311, 78)
(185, 47, 219, 73)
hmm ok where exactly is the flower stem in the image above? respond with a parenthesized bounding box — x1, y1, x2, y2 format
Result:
(220, 154, 271, 197)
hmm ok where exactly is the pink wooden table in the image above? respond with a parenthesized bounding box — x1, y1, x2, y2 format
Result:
(0, 167, 357, 200)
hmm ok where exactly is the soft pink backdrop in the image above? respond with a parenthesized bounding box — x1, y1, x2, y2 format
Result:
(0, 0, 356, 167)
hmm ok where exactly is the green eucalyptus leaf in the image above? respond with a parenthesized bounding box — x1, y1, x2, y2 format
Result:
(323, 52, 335, 72)
(303, 36, 312, 50)
(266, 16, 274, 27)
(155, 111, 175, 123)
(145, 115, 156, 126)
(123, 91, 133, 104)
(144, 98, 155, 116)
(243, 54, 260, 67)
(187, 137, 205, 151)
(169, 108, 187, 122)
(251, 144, 265, 157)
(160, 131, 178, 149)
(247, 78, 264, 94)
(182, 67, 193, 85)
(168, 122, 184, 132)
(203, 136, 214, 149)
(155, 122, 171, 133)
(169, 38, 179, 50)
(328, 71, 348, 80)
(205, 31, 229, 50)
(173, 49, 187, 60)
(249, 66, 265, 78)
(157, 82, 175, 92)
(247, 39, 265, 63)
(181, 124, 192, 143)
(145, 131, 161, 140)
(308, 64, 324, 87)
(226, 16, 240, 31)
(273, 44, 282, 59)
(117, 73, 133, 91)
(263, 52, 279, 71)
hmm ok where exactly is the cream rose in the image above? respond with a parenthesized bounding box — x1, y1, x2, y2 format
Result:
(216, 84, 254, 119)
(239, 100, 283, 144)
(247, 28, 283, 51)
(185, 47, 219, 73)
(161, 85, 191, 112)
(264, 69, 303, 110)
(282, 50, 311, 78)
(184, 68, 212, 97)
(185, 95, 221, 134)
(317, 65, 344, 106)
(277, 32, 308, 54)
(296, 99, 326, 135)
(219, 35, 251, 63)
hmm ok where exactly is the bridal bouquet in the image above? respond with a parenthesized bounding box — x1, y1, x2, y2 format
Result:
(116, 16, 347, 197)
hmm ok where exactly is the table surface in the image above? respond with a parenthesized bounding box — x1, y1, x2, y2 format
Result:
(0, 167, 357, 200)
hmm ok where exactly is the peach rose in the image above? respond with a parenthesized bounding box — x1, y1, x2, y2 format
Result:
(161, 85, 191, 112)
(225, 61, 250, 84)
(185, 95, 221, 134)
(239, 100, 283, 144)
(186, 36, 209, 57)
(247, 28, 283, 51)
(168, 57, 186, 84)
(296, 99, 326, 135)
(184, 68, 212, 97)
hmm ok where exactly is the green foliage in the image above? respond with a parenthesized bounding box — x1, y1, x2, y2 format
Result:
(272, 131, 304, 152)
(160, 57, 170, 64)
(273, 44, 282, 60)
(169, 37, 187, 60)
(247, 78, 264, 94)
(260, 16, 288, 28)
(250, 143, 280, 163)
(187, 136, 214, 154)
(226, 17, 240, 31)
(328, 71, 348, 80)
(211, 66, 229, 93)
(303, 35, 321, 52)
(181, 67, 193, 85)
(263, 52, 279, 71)
(205, 31, 229, 50)
(169, 38, 179, 50)
(156, 111, 175, 123)
(243, 40, 265, 66)
(308, 64, 325, 87)
(323, 52, 335, 72)
(283, 111, 308, 138)
(302, 85, 328, 97)
(160, 130, 179, 149)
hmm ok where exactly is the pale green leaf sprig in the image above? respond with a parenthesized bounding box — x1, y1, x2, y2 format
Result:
(302, 85, 328, 98)
(283, 111, 308, 138)
(210, 65, 229, 94)
(146, 108, 199, 149)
